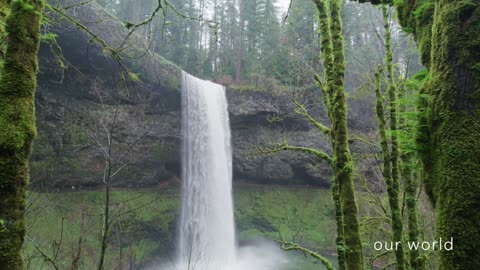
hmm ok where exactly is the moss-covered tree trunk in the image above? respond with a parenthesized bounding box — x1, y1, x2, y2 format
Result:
(313, 0, 365, 269)
(398, 89, 424, 269)
(331, 183, 347, 270)
(402, 158, 424, 270)
(398, 74, 424, 270)
(398, 1, 480, 269)
(360, 0, 480, 269)
(313, 1, 347, 269)
(373, 68, 398, 267)
(329, 1, 364, 269)
(0, 0, 43, 268)
(381, 6, 406, 270)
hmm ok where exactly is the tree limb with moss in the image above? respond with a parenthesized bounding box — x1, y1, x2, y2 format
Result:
(255, 137, 333, 165)
(277, 240, 336, 270)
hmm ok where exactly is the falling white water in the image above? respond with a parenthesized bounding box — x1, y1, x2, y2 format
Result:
(162, 71, 289, 270)
(178, 71, 236, 269)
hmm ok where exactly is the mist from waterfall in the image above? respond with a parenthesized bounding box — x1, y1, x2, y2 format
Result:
(158, 71, 287, 270)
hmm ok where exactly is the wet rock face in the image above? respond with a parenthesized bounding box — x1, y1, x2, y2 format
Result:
(33, 42, 333, 189)
(32, 41, 385, 190)
(33, 62, 333, 189)
(226, 89, 332, 187)
(29, 2, 347, 189)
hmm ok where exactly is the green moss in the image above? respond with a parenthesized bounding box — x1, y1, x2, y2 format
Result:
(24, 190, 180, 268)
(234, 186, 336, 248)
(380, 5, 407, 269)
(0, 0, 43, 268)
(0, 1, 9, 65)
(394, 0, 434, 67)
(392, 0, 480, 268)
(412, 1, 434, 18)
(329, 1, 364, 269)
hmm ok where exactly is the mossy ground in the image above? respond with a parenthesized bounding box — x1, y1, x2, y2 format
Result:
(24, 185, 336, 269)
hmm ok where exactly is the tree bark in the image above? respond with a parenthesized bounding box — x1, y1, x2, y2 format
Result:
(381, 6, 406, 270)
(329, 1, 364, 269)
(398, 1, 480, 269)
(313, 1, 365, 269)
(0, 0, 43, 269)
(358, 0, 480, 269)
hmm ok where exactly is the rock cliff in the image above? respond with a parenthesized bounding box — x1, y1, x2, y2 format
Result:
(31, 1, 374, 190)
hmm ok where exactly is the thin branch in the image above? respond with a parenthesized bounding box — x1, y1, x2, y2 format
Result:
(350, 136, 379, 148)
(121, 0, 218, 49)
(276, 240, 336, 270)
(46, 3, 122, 63)
(26, 236, 60, 270)
(282, 0, 294, 24)
(291, 96, 331, 136)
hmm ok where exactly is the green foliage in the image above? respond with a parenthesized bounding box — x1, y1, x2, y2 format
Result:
(397, 69, 430, 154)
(40, 32, 58, 42)
(17, 0, 35, 12)
(412, 1, 434, 18)
(0, 219, 5, 233)
(127, 72, 142, 83)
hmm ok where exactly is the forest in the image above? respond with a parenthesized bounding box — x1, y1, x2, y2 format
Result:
(0, 0, 478, 270)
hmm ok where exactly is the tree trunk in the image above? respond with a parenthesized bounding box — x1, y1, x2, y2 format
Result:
(0, 0, 43, 269)
(332, 183, 347, 270)
(330, 1, 364, 269)
(398, 74, 424, 270)
(313, 0, 365, 269)
(402, 157, 424, 270)
(381, 5, 406, 270)
(358, 0, 480, 269)
(398, 1, 480, 269)
(358, 0, 480, 268)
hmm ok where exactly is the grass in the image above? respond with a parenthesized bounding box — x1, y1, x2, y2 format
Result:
(24, 185, 336, 269)
(234, 184, 336, 250)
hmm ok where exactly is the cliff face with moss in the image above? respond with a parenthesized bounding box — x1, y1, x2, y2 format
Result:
(33, 47, 334, 189)
(32, 26, 336, 189)
(30, 0, 377, 190)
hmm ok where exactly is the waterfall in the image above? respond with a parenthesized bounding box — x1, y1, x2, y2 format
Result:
(170, 71, 288, 270)
(178, 71, 236, 269)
